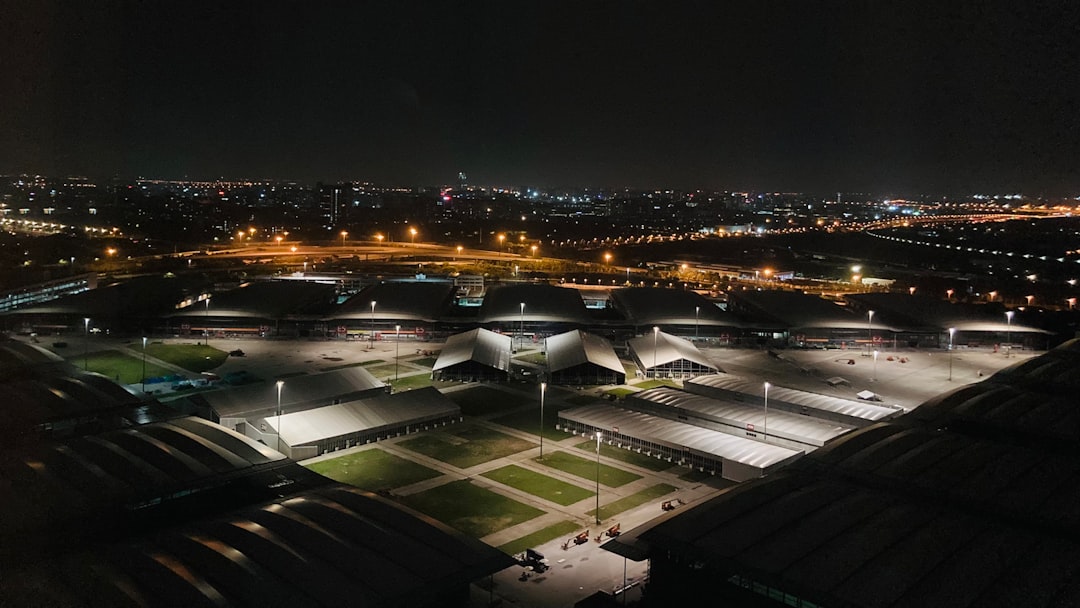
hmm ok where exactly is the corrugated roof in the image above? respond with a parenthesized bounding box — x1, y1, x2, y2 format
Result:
(560, 403, 802, 469)
(333, 281, 456, 322)
(687, 373, 899, 423)
(728, 290, 874, 330)
(5, 484, 516, 607)
(267, 387, 460, 446)
(629, 387, 853, 447)
(627, 330, 717, 370)
(204, 367, 384, 418)
(431, 328, 511, 372)
(609, 287, 742, 327)
(478, 283, 592, 324)
(545, 330, 625, 375)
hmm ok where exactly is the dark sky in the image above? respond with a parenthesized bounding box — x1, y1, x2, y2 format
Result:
(2, 1, 1077, 193)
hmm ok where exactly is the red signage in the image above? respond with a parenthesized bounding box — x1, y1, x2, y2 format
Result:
(746, 423, 755, 431)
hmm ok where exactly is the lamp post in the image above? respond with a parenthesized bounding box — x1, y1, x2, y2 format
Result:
(410, 227, 417, 244)
(948, 328, 955, 381)
(204, 297, 211, 346)
(275, 380, 284, 453)
(395, 325, 401, 382)
(539, 382, 547, 460)
(652, 326, 659, 379)
(340, 230, 348, 247)
(872, 350, 879, 382)
(370, 300, 376, 349)
(595, 430, 603, 525)
(1005, 310, 1014, 356)
(519, 302, 525, 351)
(626, 267, 631, 284)
(763, 382, 770, 443)
(83, 317, 90, 370)
(867, 310, 874, 351)
(141, 336, 147, 393)
(695, 306, 700, 340)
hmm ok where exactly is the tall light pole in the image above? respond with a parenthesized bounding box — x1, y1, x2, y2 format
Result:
(626, 267, 630, 284)
(83, 317, 90, 370)
(872, 350, 879, 382)
(695, 306, 700, 340)
(539, 382, 547, 460)
(275, 380, 284, 453)
(370, 301, 376, 350)
(410, 227, 417, 244)
(204, 297, 211, 346)
(595, 430, 603, 525)
(141, 336, 147, 393)
(1005, 310, 1014, 356)
(867, 310, 874, 351)
(395, 325, 401, 382)
(948, 327, 955, 381)
(340, 230, 348, 247)
(763, 382, 770, 443)
(519, 302, 525, 351)
(652, 326, 659, 379)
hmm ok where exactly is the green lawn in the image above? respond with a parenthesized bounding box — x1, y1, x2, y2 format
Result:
(145, 343, 228, 372)
(574, 440, 673, 472)
(481, 465, 594, 506)
(79, 349, 173, 384)
(365, 364, 400, 378)
(491, 405, 568, 442)
(513, 351, 547, 365)
(498, 520, 581, 556)
(409, 357, 438, 368)
(447, 386, 531, 416)
(398, 424, 536, 468)
(361, 359, 387, 366)
(399, 480, 544, 538)
(605, 387, 636, 398)
(678, 468, 714, 482)
(565, 394, 603, 406)
(533, 451, 641, 487)
(305, 448, 441, 491)
(630, 379, 679, 390)
(388, 374, 434, 391)
(321, 361, 366, 372)
(588, 483, 678, 521)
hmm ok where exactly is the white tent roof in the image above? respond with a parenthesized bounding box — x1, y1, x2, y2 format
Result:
(687, 373, 899, 423)
(432, 328, 512, 373)
(266, 387, 459, 446)
(629, 387, 853, 447)
(545, 330, 624, 376)
(627, 331, 717, 370)
(560, 403, 802, 469)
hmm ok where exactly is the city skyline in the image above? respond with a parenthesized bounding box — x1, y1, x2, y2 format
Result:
(2, 2, 1077, 193)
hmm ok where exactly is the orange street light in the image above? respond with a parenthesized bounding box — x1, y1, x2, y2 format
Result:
(375, 234, 384, 243)
(530, 244, 538, 257)
(604, 252, 612, 265)
(340, 230, 348, 246)
(409, 227, 417, 244)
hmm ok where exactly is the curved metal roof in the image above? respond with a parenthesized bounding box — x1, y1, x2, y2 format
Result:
(478, 283, 592, 324)
(609, 287, 742, 327)
(204, 366, 384, 419)
(545, 329, 624, 375)
(560, 403, 802, 469)
(630, 387, 852, 446)
(687, 373, 899, 423)
(333, 281, 456, 322)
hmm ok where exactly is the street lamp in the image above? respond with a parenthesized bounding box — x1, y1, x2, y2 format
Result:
(370, 301, 376, 349)
(141, 336, 147, 393)
(276, 380, 284, 453)
(695, 306, 700, 340)
(519, 302, 525, 351)
(763, 382, 770, 443)
(409, 227, 417, 244)
(456, 245, 462, 260)
(498, 234, 505, 254)
(204, 297, 211, 346)
(595, 430, 603, 525)
(948, 328, 955, 381)
(652, 326, 659, 379)
(539, 382, 547, 460)
(626, 267, 631, 284)
(946, 288, 954, 300)
(872, 350, 879, 382)
(867, 310, 875, 350)
(395, 325, 401, 382)
(531, 244, 538, 257)
(604, 252, 612, 266)
(340, 230, 348, 247)
(83, 317, 90, 370)
(1005, 310, 1014, 355)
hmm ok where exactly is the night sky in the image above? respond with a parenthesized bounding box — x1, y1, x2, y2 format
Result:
(2, 1, 1077, 193)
